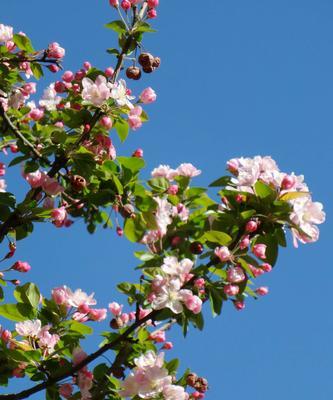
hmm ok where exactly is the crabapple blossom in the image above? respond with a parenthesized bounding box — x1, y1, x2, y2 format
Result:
(15, 319, 42, 337)
(100, 115, 113, 129)
(149, 330, 166, 343)
(140, 87, 157, 104)
(39, 84, 62, 110)
(110, 79, 134, 108)
(12, 261, 31, 273)
(227, 266, 246, 283)
(47, 42, 65, 59)
(82, 75, 111, 106)
(256, 286, 269, 296)
(214, 246, 231, 262)
(128, 106, 143, 130)
(151, 165, 177, 180)
(163, 384, 189, 400)
(176, 163, 201, 178)
(109, 302, 123, 316)
(0, 24, 13, 42)
(253, 244, 267, 259)
(224, 284, 240, 296)
(0, 179, 6, 192)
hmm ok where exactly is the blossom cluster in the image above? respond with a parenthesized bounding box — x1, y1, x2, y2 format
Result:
(227, 155, 325, 245)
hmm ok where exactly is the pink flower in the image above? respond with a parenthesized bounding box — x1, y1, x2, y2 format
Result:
(0, 179, 6, 192)
(256, 286, 269, 296)
(42, 176, 64, 196)
(140, 87, 157, 104)
(149, 330, 166, 343)
(109, 0, 119, 7)
(29, 108, 44, 121)
(194, 278, 205, 289)
(176, 163, 201, 178)
(253, 244, 267, 259)
(223, 284, 239, 296)
(151, 165, 177, 180)
(22, 82, 36, 96)
(47, 42, 65, 59)
(0, 24, 13, 42)
(239, 235, 250, 250)
(148, 0, 159, 7)
(109, 302, 123, 316)
(128, 106, 143, 130)
(1, 329, 12, 343)
(182, 293, 202, 314)
(51, 207, 67, 226)
(82, 75, 111, 106)
(227, 266, 246, 283)
(15, 319, 42, 337)
(59, 383, 73, 399)
(261, 262, 272, 272)
(73, 348, 88, 365)
(0, 162, 5, 177)
(62, 70, 74, 83)
(163, 385, 188, 400)
(234, 300, 245, 311)
(168, 184, 179, 195)
(161, 256, 193, 278)
(89, 308, 107, 322)
(120, 313, 129, 324)
(105, 67, 114, 77)
(100, 116, 113, 130)
(132, 148, 144, 158)
(52, 287, 68, 305)
(12, 261, 31, 273)
(23, 169, 45, 188)
(162, 341, 173, 350)
(245, 220, 258, 233)
(214, 246, 231, 263)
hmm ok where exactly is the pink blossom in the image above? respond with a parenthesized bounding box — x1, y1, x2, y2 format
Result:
(149, 330, 166, 343)
(223, 284, 239, 296)
(256, 286, 269, 296)
(105, 67, 114, 77)
(83, 61, 91, 70)
(29, 108, 44, 121)
(173, 203, 189, 221)
(47, 42, 65, 59)
(234, 300, 245, 311)
(109, 302, 123, 316)
(100, 116, 113, 130)
(62, 70, 74, 83)
(89, 308, 107, 322)
(121, 0, 131, 10)
(110, 79, 134, 108)
(52, 287, 68, 305)
(162, 341, 173, 350)
(176, 163, 201, 178)
(12, 261, 31, 273)
(161, 256, 193, 278)
(59, 383, 73, 399)
(194, 278, 205, 289)
(1, 329, 12, 343)
(38, 329, 60, 352)
(73, 348, 88, 365)
(39, 84, 61, 111)
(245, 220, 258, 233)
(120, 313, 129, 324)
(41, 175, 64, 196)
(0, 179, 6, 192)
(65, 287, 97, 308)
(140, 87, 157, 104)
(21, 82, 36, 96)
(51, 207, 67, 226)
(253, 244, 267, 259)
(261, 262, 272, 272)
(239, 235, 250, 250)
(109, 0, 119, 7)
(147, 8, 157, 18)
(248, 264, 264, 277)
(82, 75, 111, 106)
(128, 106, 143, 130)
(163, 385, 188, 400)
(148, 0, 159, 7)
(214, 246, 231, 263)
(227, 266, 246, 283)
(151, 165, 177, 180)
(0, 24, 13, 42)
(132, 148, 143, 158)
(23, 169, 46, 188)
(15, 319, 42, 337)
(168, 184, 179, 195)
(0, 162, 5, 176)
(181, 292, 202, 314)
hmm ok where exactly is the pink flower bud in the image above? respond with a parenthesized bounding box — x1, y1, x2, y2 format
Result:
(253, 244, 267, 259)
(89, 308, 107, 322)
(261, 262, 272, 272)
(109, 0, 119, 6)
(1, 329, 12, 343)
(120, 313, 129, 324)
(59, 383, 73, 399)
(54, 121, 64, 128)
(47, 64, 60, 73)
(245, 220, 258, 233)
(47, 42, 65, 59)
(281, 174, 296, 190)
(234, 300, 245, 311)
(167, 184, 179, 195)
(10, 144, 18, 153)
(83, 61, 91, 70)
(128, 114, 142, 130)
(62, 70, 74, 83)
(29, 108, 44, 121)
(149, 330, 166, 343)
(148, 0, 159, 7)
(192, 392, 205, 399)
(128, 311, 136, 321)
(12, 261, 31, 273)
(162, 341, 173, 350)
(51, 287, 67, 305)
(132, 148, 144, 158)
(78, 304, 91, 314)
(121, 0, 131, 10)
(54, 81, 66, 93)
(255, 286, 269, 296)
(116, 227, 123, 236)
(147, 8, 157, 18)
(194, 278, 205, 289)
(214, 246, 231, 263)
(109, 302, 123, 316)
(223, 284, 239, 296)
(75, 69, 86, 81)
(248, 264, 264, 278)
(140, 87, 157, 104)
(105, 67, 114, 77)
(239, 235, 250, 250)
(227, 266, 246, 283)
(21, 82, 36, 96)
(100, 116, 113, 130)
(182, 293, 202, 314)
(51, 207, 67, 225)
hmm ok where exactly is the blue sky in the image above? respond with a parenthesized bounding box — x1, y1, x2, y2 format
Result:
(1, 0, 333, 399)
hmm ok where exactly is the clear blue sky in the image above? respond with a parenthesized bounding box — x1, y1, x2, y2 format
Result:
(2, 1, 333, 399)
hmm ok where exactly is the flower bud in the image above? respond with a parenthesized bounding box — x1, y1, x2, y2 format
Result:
(12, 261, 31, 273)
(132, 148, 144, 158)
(245, 220, 258, 233)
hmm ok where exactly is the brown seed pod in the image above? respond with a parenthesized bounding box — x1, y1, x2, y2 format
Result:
(142, 65, 155, 74)
(138, 52, 155, 68)
(71, 175, 87, 191)
(110, 318, 123, 330)
(153, 57, 161, 68)
(119, 204, 135, 219)
(126, 66, 142, 80)
(186, 373, 198, 387)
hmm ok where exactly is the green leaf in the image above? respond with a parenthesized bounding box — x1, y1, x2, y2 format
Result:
(67, 320, 93, 335)
(30, 63, 43, 80)
(208, 287, 224, 317)
(105, 20, 128, 35)
(14, 283, 40, 308)
(114, 118, 129, 142)
(254, 181, 277, 200)
(134, 22, 156, 33)
(209, 176, 232, 187)
(165, 358, 179, 375)
(124, 215, 146, 242)
(279, 191, 309, 201)
(0, 303, 35, 321)
(118, 156, 145, 173)
(148, 177, 169, 192)
(106, 48, 120, 55)
(0, 192, 16, 208)
(13, 34, 34, 53)
(200, 230, 232, 246)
